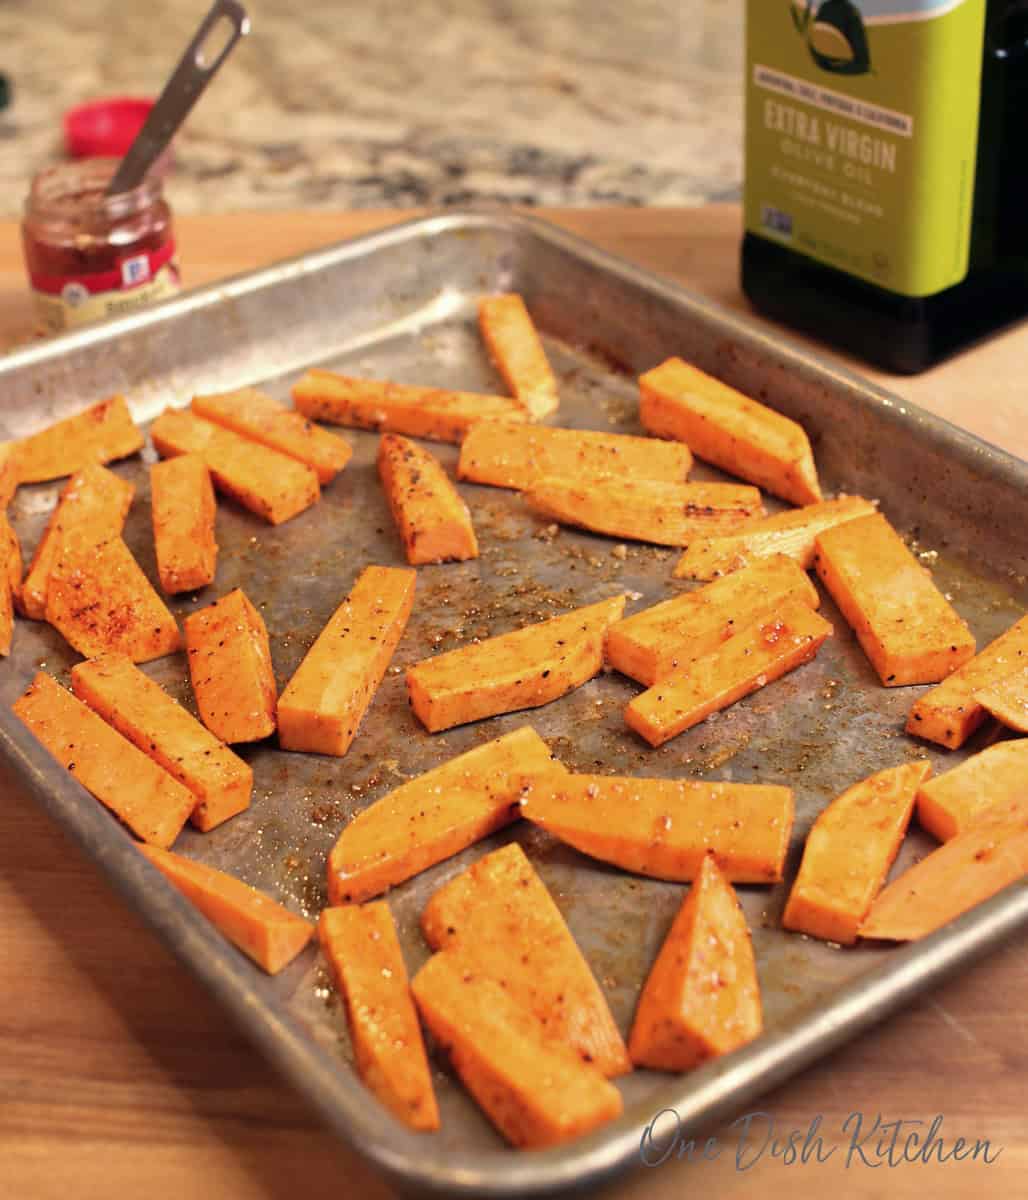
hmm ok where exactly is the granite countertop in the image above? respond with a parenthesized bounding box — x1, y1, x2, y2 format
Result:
(0, 0, 743, 216)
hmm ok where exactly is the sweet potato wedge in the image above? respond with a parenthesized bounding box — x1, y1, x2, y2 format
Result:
(607, 554, 819, 685)
(46, 535, 180, 663)
(628, 854, 763, 1070)
(19, 464, 134, 620)
(478, 293, 560, 420)
(319, 904, 440, 1132)
(13, 672, 194, 847)
(421, 842, 630, 1077)
(71, 654, 252, 832)
(150, 407, 320, 526)
(407, 594, 626, 733)
(673, 495, 878, 580)
(327, 726, 564, 904)
(377, 433, 478, 565)
(0, 514, 22, 654)
(906, 615, 1028, 749)
(782, 761, 930, 945)
(859, 800, 1028, 941)
(520, 775, 794, 883)
(525, 477, 765, 547)
(184, 589, 277, 743)
(13, 395, 144, 484)
(458, 423, 693, 491)
(277, 565, 416, 756)
(0, 561, 12, 657)
(625, 600, 832, 747)
(814, 513, 976, 687)
(411, 952, 622, 1149)
(916, 741, 1028, 842)
(0, 442, 20, 507)
(976, 667, 1028, 733)
(292, 369, 529, 443)
(639, 358, 822, 506)
(150, 454, 218, 594)
(139, 844, 314, 973)
(192, 387, 352, 484)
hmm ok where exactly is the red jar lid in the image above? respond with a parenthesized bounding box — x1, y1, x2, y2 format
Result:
(63, 97, 155, 159)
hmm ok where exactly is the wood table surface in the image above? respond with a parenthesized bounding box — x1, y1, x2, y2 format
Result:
(1, 206, 1025, 1200)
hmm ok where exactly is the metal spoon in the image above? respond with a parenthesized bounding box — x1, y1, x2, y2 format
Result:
(105, 0, 250, 197)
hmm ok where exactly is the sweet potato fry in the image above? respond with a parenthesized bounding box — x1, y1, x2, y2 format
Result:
(525, 476, 764, 547)
(0, 442, 20, 507)
(319, 904, 439, 1132)
(782, 761, 930, 945)
(624, 600, 832, 747)
(13, 395, 144, 484)
(150, 454, 217, 594)
(18, 464, 134, 620)
(673, 495, 878, 580)
(628, 855, 763, 1070)
(46, 535, 180, 663)
(421, 843, 630, 1077)
(639, 358, 822, 506)
(607, 554, 819, 685)
(458, 423, 692, 491)
(906, 615, 1028, 749)
(377, 433, 478, 565)
(13, 672, 194, 847)
(916, 741, 1028, 842)
(411, 952, 622, 1149)
(71, 654, 252, 832)
(478, 293, 560, 420)
(814, 512, 975, 687)
(277, 565, 416, 756)
(192, 387, 352, 484)
(407, 594, 626, 733)
(292, 369, 528, 443)
(150, 407, 319, 526)
(976, 667, 1028, 733)
(327, 726, 564, 904)
(519, 775, 794, 884)
(859, 800, 1028, 941)
(184, 589, 277, 744)
(0, 515, 22, 654)
(0, 562, 12, 657)
(139, 844, 314, 973)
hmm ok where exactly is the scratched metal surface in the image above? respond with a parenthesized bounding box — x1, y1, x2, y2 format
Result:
(0, 213, 1026, 1198)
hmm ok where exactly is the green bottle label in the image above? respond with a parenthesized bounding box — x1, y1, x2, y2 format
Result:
(745, 0, 987, 297)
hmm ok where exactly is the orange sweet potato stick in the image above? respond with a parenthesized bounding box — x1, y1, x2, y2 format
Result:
(519, 774, 794, 884)
(628, 854, 763, 1070)
(184, 589, 278, 744)
(406, 594, 626, 733)
(151, 407, 320, 526)
(782, 761, 930, 945)
(319, 904, 440, 1132)
(0, 515, 22, 655)
(377, 433, 478, 565)
(327, 726, 564, 904)
(411, 952, 623, 1149)
(0, 442, 20, 507)
(478, 293, 560, 420)
(975, 666, 1028, 733)
(291, 369, 528, 443)
(192, 387, 352, 484)
(139, 844, 314, 973)
(916, 741, 1028, 842)
(150, 454, 218, 594)
(624, 600, 832, 747)
(421, 842, 630, 1077)
(13, 396, 144, 484)
(277, 565, 416, 756)
(13, 672, 194, 847)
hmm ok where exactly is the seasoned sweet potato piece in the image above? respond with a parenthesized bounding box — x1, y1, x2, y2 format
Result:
(319, 904, 439, 1132)
(377, 433, 478, 565)
(13, 395, 144, 484)
(629, 855, 763, 1070)
(0, 442, 20, 507)
(916, 741, 1028, 842)
(976, 667, 1028, 733)
(150, 454, 217, 594)
(407, 594, 626, 733)
(478, 293, 559, 419)
(0, 515, 22, 655)
(639, 358, 821, 506)
(13, 672, 194, 847)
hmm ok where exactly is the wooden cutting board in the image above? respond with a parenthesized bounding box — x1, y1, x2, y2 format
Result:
(1, 207, 1025, 1200)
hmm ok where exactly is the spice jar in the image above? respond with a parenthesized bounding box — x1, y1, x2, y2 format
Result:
(22, 157, 180, 335)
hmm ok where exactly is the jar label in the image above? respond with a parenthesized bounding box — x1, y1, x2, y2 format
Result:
(744, 1, 987, 297)
(29, 240, 181, 333)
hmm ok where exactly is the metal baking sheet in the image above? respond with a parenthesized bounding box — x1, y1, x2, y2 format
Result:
(1, 212, 1026, 1198)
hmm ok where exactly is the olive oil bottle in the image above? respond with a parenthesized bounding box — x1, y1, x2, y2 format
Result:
(742, 1, 1028, 373)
